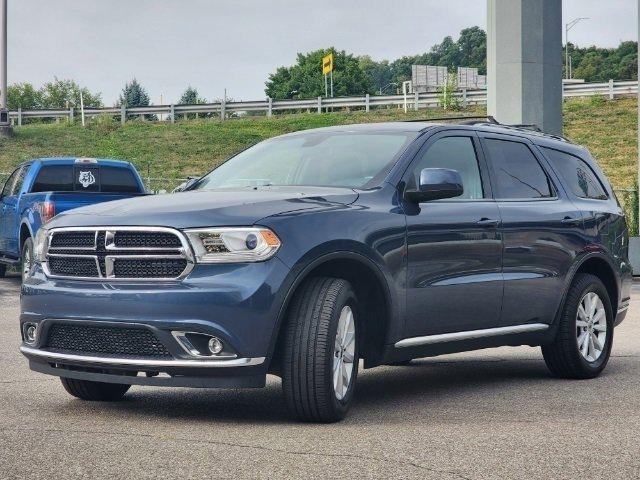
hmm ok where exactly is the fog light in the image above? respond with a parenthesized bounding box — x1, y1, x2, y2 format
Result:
(24, 324, 38, 344)
(208, 337, 224, 354)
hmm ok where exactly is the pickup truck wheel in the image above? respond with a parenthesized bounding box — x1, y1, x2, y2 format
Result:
(21, 237, 33, 282)
(542, 273, 613, 379)
(282, 277, 358, 423)
(60, 377, 130, 401)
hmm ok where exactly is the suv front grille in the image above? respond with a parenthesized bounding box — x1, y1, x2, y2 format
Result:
(45, 227, 193, 281)
(45, 323, 172, 358)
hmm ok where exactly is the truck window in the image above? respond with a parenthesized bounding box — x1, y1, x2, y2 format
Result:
(100, 166, 140, 193)
(13, 165, 30, 195)
(31, 166, 74, 192)
(1, 167, 21, 197)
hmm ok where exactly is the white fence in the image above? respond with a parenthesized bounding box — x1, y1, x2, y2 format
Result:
(5, 79, 638, 125)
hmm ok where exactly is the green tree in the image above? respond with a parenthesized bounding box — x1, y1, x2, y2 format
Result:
(118, 79, 151, 108)
(265, 48, 373, 99)
(39, 78, 102, 109)
(178, 86, 208, 119)
(358, 56, 393, 94)
(7, 82, 42, 110)
(118, 79, 154, 120)
(179, 86, 206, 105)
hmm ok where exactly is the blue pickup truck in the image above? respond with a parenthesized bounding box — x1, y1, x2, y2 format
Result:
(0, 158, 146, 281)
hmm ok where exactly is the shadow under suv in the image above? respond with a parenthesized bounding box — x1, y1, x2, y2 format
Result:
(20, 120, 632, 422)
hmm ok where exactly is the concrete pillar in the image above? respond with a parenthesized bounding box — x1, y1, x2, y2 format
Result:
(0, 0, 10, 134)
(487, 0, 563, 135)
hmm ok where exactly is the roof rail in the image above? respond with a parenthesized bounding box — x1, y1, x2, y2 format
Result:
(407, 116, 571, 143)
(404, 115, 498, 124)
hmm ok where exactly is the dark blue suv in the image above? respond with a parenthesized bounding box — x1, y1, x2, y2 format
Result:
(20, 121, 632, 422)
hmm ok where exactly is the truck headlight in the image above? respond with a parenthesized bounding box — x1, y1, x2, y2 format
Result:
(34, 228, 49, 263)
(184, 227, 281, 263)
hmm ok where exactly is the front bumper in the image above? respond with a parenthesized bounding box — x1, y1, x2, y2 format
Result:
(20, 258, 293, 388)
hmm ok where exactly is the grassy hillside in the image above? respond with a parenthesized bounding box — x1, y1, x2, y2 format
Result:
(0, 98, 637, 193)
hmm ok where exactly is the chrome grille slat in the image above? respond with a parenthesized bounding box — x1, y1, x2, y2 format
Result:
(44, 227, 194, 281)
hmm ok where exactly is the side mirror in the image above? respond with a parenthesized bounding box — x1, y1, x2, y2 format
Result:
(405, 168, 464, 203)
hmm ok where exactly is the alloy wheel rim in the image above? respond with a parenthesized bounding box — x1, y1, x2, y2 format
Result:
(576, 291, 607, 363)
(333, 305, 356, 401)
(22, 244, 32, 278)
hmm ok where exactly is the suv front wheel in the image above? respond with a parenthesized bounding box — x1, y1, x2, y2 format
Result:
(21, 237, 33, 283)
(542, 273, 613, 379)
(281, 277, 359, 423)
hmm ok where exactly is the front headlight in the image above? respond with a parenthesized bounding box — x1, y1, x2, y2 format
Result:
(34, 228, 49, 263)
(184, 227, 281, 264)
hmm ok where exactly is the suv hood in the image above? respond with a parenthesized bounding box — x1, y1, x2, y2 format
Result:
(48, 186, 359, 229)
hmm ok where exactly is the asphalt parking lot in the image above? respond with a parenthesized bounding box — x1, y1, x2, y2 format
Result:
(1, 274, 638, 480)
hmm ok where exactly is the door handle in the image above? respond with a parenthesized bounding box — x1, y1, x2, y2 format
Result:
(476, 218, 500, 228)
(561, 216, 581, 226)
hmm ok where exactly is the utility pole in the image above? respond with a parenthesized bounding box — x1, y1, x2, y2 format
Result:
(0, 0, 10, 134)
(565, 17, 589, 80)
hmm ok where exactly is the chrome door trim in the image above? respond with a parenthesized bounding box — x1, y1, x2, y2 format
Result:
(394, 323, 549, 348)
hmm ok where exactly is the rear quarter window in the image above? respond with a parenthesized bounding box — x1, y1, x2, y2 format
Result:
(541, 147, 608, 200)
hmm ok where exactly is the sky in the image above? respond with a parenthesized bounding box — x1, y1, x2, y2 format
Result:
(6, 0, 638, 105)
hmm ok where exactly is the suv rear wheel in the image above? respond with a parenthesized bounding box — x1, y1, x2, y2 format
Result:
(61, 377, 131, 401)
(542, 273, 613, 379)
(281, 277, 358, 423)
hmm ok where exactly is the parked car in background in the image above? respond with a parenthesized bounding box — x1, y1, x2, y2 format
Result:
(0, 158, 147, 281)
(19, 121, 632, 422)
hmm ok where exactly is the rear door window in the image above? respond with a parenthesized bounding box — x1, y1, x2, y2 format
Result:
(484, 139, 553, 199)
(541, 148, 608, 200)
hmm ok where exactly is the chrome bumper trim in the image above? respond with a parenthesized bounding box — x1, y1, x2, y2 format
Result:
(20, 346, 265, 368)
(395, 323, 549, 349)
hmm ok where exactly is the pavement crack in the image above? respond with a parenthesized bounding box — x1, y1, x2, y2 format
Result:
(1, 426, 473, 480)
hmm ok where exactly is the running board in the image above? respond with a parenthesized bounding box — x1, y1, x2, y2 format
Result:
(394, 324, 550, 349)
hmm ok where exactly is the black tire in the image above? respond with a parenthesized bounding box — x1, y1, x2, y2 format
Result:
(281, 276, 359, 423)
(0, 263, 6, 278)
(542, 273, 614, 379)
(60, 377, 131, 401)
(21, 237, 33, 283)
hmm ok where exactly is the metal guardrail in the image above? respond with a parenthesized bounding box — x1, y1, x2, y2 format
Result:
(5, 80, 637, 124)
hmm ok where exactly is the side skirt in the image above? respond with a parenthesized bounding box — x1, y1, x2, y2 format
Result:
(382, 323, 553, 365)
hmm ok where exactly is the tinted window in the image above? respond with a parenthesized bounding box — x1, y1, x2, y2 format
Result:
(100, 166, 141, 193)
(485, 139, 552, 199)
(542, 148, 607, 200)
(31, 166, 74, 192)
(413, 136, 484, 199)
(13, 165, 30, 195)
(1, 167, 21, 197)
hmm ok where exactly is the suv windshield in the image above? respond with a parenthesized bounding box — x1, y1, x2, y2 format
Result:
(193, 131, 417, 190)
